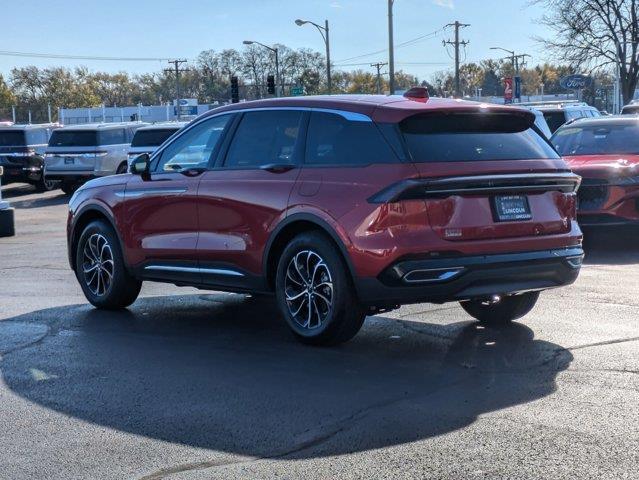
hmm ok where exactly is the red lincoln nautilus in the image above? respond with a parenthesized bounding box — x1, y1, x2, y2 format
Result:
(67, 90, 583, 345)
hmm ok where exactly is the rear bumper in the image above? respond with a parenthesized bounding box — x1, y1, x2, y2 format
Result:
(44, 170, 95, 183)
(355, 247, 583, 306)
(0, 159, 44, 183)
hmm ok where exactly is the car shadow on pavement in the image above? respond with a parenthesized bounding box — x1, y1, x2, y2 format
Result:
(0, 293, 572, 464)
(582, 226, 639, 265)
(1, 183, 68, 208)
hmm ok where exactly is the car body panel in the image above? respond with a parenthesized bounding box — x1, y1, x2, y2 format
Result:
(0, 124, 59, 185)
(564, 154, 639, 225)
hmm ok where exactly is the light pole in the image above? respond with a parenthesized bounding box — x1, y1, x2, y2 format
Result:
(388, 0, 395, 94)
(491, 47, 530, 103)
(490, 46, 517, 74)
(295, 18, 331, 94)
(244, 40, 280, 97)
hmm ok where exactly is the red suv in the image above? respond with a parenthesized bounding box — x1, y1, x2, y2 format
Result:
(67, 93, 583, 345)
(552, 116, 639, 226)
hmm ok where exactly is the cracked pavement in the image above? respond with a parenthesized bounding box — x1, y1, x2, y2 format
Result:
(0, 184, 638, 480)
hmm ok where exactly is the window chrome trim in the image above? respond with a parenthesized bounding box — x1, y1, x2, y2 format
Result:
(150, 107, 373, 165)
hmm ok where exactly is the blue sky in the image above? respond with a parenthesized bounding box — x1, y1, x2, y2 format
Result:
(0, 0, 551, 82)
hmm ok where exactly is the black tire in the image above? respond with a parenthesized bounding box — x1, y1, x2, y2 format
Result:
(460, 292, 540, 326)
(34, 176, 59, 193)
(275, 231, 367, 346)
(61, 182, 78, 196)
(116, 162, 128, 174)
(75, 220, 141, 309)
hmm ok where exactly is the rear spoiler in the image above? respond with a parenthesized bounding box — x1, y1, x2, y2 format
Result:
(368, 172, 582, 204)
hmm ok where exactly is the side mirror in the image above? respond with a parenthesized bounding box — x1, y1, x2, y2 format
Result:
(130, 153, 150, 175)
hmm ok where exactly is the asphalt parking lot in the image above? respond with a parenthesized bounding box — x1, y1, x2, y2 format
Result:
(0, 183, 638, 480)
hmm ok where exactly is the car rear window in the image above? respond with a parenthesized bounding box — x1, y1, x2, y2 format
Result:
(131, 128, 179, 147)
(552, 123, 639, 155)
(49, 130, 98, 147)
(0, 130, 26, 147)
(542, 111, 568, 133)
(400, 113, 559, 162)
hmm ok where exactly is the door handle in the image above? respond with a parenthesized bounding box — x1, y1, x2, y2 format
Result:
(260, 163, 296, 173)
(180, 167, 208, 177)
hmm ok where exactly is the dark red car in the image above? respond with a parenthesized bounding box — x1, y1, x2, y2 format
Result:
(552, 116, 639, 226)
(67, 92, 583, 345)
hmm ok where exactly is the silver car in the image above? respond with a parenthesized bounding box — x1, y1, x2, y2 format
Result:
(127, 122, 187, 168)
(44, 122, 146, 194)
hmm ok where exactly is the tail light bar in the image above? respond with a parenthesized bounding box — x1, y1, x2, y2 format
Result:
(368, 172, 582, 204)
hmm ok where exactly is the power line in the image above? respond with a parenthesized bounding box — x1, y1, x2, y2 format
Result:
(334, 61, 449, 67)
(334, 27, 444, 63)
(0, 50, 171, 62)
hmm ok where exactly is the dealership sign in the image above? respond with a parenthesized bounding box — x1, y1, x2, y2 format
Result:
(504, 77, 514, 104)
(173, 98, 198, 116)
(560, 74, 593, 90)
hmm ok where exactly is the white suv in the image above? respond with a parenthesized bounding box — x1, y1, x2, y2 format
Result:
(44, 122, 146, 194)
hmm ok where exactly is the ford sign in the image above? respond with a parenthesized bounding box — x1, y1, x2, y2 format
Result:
(560, 74, 593, 90)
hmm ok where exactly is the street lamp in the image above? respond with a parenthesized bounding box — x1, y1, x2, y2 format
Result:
(490, 46, 516, 73)
(243, 40, 280, 97)
(295, 18, 331, 94)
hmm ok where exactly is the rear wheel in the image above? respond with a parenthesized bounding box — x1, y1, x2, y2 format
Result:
(460, 292, 540, 326)
(275, 231, 367, 346)
(61, 182, 78, 196)
(75, 220, 141, 309)
(34, 176, 59, 193)
(116, 162, 128, 174)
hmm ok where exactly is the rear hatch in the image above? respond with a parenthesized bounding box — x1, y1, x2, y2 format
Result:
(396, 110, 579, 242)
(45, 130, 102, 172)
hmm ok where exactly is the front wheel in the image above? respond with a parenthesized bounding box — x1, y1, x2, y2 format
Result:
(275, 231, 367, 346)
(460, 292, 540, 326)
(75, 220, 142, 309)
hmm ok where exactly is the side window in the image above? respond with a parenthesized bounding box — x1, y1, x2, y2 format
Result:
(305, 112, 399, 165)
(224, 110, 303, 168)
(155, 115, 231, 172)
(99, 129, 126, 145)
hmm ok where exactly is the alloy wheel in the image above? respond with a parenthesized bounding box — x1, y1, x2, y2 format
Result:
(284, 250, 333, 330)
(82, 233, 114, 297)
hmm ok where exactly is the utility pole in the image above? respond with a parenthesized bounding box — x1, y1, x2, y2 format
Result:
(443, 21, 470, 98)
(165, 59, 188, 120)
(371, 62, 388, 94)
(388, 0, 395, 94)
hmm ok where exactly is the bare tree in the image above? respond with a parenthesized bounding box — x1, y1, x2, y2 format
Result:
(533, 0, 639, 103)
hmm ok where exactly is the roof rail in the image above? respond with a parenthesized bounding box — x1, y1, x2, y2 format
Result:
(518, 100, 588, 107)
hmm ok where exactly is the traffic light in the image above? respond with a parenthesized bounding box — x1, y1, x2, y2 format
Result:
(230, 76, 239, 104)
(267, 75, 275, 95)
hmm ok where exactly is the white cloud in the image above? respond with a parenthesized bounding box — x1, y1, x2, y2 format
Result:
(432, 0, 454, 8)
(330, 1, 344, 8)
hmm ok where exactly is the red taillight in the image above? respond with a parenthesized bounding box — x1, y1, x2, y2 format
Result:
(557, 192, 577, 219)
